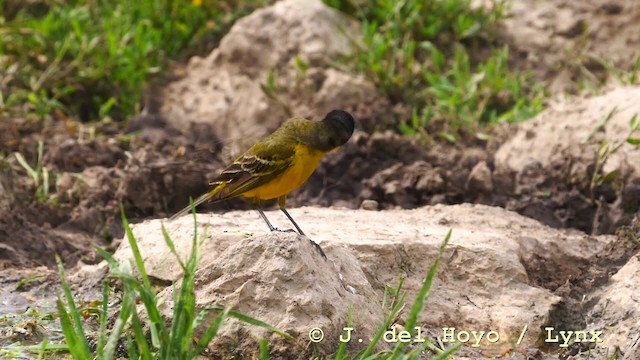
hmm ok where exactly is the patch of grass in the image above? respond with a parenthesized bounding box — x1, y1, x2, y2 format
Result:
(589, 111, 640, 202)
(51, 203, 293, 359)
(7, 205, 459, 358)
(13, 140, 53, 203)
(0, 214, 459, 359)
(0, 0, 266, 121)
(333, 229, 460, 359)
(0, 306, 63, 359)
(326, 0, 545, 141)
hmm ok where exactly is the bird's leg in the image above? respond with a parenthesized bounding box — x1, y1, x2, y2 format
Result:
(257, 207, 295, 233)
(280, 207, 305, 235)
(278, 196, 327, 260)
(257, 208, 277, 232)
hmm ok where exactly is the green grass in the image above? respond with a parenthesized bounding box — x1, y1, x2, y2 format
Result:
(51, 203, 294, 359)
(45, 211, 458, 359)
(0, 0, 266, 121)
(589, 111, 640, 202)
(336, 229, 460, 359)
(326, 0, 546, 141)
(13, 140, 52, 203)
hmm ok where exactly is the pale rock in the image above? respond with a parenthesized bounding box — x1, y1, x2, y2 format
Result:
(159, 0, 384, 158)
(585, 254, 640, 354)
(360, 199, 378, 210)
(466, 161, 493, 193)
(110, 204, 616, 357)
(495, 86, 640, 187)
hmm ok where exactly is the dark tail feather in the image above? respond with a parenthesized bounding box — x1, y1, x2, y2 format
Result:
(169, 189, 217, 221)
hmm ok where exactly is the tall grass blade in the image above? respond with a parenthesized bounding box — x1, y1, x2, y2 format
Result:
(210, 307, 294, 341)
(131, 312, 152, 360)
(37, 337, 48, 359)
(192, 306, 230, 357)
(96, 281, 110, 356)
(119, 205, 163, 348)
(103, 262, 135, 360)
(391, 229, 452, 356)
(56, 255, 92, 359)
(334, 306, 352, 360)
(360, 292, 407, 358)
(56, 297, 84, 360)
(167, 198, 199, 356)
(119, 204, 152, 289)
(126, 333, 138, 360)
(429, 342, 463, 360)
(162, 223, 186, 270)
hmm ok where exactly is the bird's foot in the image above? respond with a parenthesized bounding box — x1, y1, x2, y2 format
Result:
(268, 228, 326, 259)
(270, 227, 297, 233)
(309, 239, 327, 260)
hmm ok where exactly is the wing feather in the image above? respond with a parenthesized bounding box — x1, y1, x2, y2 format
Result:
(208, 137, 296, 201)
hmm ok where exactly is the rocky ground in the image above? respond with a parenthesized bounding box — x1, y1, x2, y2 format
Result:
(2, 0, 640, 359)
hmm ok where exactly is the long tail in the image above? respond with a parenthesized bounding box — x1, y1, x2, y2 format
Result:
(169, 184, 225, 221)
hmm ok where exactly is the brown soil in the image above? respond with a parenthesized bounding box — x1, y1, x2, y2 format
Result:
(0, 114, 225, 268)
(1, 111, 635, 269)
(3, 0, 638, 273)
(502, 0, 640, 94)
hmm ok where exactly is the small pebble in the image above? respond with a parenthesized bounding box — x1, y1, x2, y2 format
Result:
(360, 199, 379, 211)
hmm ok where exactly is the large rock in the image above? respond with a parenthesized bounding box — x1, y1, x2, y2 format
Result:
(110, 204, 616, 357)
(159, 0, 387, 157)
(586, 254, 640, 355)
(494, 86, 640, 233)
(501, 0, 640, 94)
(496, 86, 640, 177)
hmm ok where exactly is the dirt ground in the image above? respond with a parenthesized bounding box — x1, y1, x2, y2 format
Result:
(502, 0, 640, 94)
(3, 0, 640, 271)
(2, 0, 640, 358)
(1, 117, 618, 270)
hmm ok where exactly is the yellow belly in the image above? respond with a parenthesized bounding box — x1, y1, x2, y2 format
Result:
(241, 144, 325, 201)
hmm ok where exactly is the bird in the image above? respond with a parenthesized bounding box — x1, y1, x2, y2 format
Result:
(170, 109, 355, 259)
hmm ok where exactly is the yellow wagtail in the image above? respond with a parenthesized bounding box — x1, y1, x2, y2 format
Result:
(171, 110, 355, 258)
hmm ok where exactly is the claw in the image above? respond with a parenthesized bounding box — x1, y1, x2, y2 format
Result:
(270, 227, 297, 233)
(309, 239, 327, 260)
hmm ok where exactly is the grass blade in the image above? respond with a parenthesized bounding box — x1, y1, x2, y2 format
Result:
(193, 306, 230, 356)
(126, 333, 138, 360)
(167, 203, 199, 357)
(56, 255, 92, 359)
(14, 153, 38, 181)
(95, 246, 118, 269)
(56, 297, 84, 359)
(259, 338, 269, 360)
(96, 281, 110, 356)
(119, 205, 166, 349)
(429, 342, 463, 360)
(209, 307, 293, 341)
(161, 223, 186, 271)
(131, 312, 152, 360)
(119, 204, 152, 290)
(404, 230, 451, 332)
(391, 229, 452, 356)
(360, 292, 407, 358)
(37, 337, 48, 359)
(334, 306, 352, 360)
(103, 262, 135, 360)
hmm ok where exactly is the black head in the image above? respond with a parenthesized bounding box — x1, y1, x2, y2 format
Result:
(322, 110, 355, 148)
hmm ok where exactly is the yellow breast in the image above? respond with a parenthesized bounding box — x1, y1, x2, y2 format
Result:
(241, 144, 325, 201)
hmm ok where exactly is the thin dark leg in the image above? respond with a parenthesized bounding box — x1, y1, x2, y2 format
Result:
(257, 209, 276, 231)
(257, 207, 295, 233)
(280, 208, 327, 260)
(280, 208, 305, 236)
